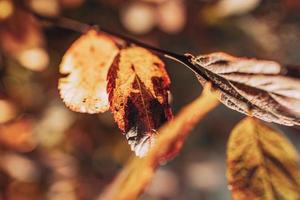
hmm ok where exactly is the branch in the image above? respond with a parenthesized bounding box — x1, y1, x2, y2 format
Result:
(98, 84, 220, 200)
(23, 4, 300, 81)
(33, 13, 199, 68)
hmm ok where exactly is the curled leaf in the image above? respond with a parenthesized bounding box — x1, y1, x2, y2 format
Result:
(107, 46, 172, 157)
(99, 85, 219, 200)
(188, 52, 300, 126)
(227, 117, 300, 200)
(59, 30, 119, 113)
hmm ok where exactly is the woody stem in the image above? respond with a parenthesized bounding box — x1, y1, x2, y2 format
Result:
(35, 14, 203, 76)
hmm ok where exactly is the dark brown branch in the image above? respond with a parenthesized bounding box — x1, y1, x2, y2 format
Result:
(33, 14, 203, 74)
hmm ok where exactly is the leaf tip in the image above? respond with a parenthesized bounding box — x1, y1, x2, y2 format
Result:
(126, 129, 156, 157)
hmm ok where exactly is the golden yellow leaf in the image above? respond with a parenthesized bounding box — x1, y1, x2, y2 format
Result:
(99, 85, 219, 200)
(58, 29, 119, 113)
(227, 117, 300, 200)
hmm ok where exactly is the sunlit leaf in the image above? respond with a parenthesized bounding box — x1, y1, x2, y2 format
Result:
(99, 85, 219, 200)
(59, 29, 119, 113)
(107, 46, 172, 157)
(188, 52, 300, 126)
(227, 117, 300, 200)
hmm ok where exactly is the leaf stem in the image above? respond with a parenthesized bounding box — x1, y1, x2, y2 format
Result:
(39, 15, 182, 58)
(34, 14, 205, 76)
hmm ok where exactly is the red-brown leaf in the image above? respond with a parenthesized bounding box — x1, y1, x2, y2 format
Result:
(107, 46, 172, 157)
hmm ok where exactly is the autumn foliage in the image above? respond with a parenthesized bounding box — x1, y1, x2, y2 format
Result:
(107, 46, 172, 157)
(227, 118, 300, 199)
(57, 28, 300, 199)
(190, 52, 300, 126)
(1, 1, 300, 200)
(59, 30, 173, 157)
(59, 30, 119, 113)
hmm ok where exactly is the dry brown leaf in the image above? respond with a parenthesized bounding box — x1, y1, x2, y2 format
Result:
(107, 46, 172, 157)
(59, 29, 119, 113)
(189, 52, 300, 126)
(227, 117, 300, 200)
(99, 85, 219, 200)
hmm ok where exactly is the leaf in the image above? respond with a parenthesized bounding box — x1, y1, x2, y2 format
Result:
(107, 46, 172, 157)
(227, 117, 300, 200)
(188, 52, 300, 126)
(99, 84, 219, 200)
(58, 30, 119, 113)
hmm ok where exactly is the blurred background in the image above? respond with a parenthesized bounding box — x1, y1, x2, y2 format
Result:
(0, 0, 300, 199)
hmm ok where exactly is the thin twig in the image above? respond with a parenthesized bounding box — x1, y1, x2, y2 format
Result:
(33, 13, 206, 77)
(38, 15, 183, 57)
